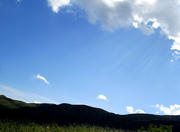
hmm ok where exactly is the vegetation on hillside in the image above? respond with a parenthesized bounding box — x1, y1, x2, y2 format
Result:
(0, 95, 177, 131)
(0, 95, 36, 109)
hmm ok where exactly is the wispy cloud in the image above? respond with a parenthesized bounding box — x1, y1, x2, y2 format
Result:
(155, 104, 180, 115)
(126, 106, 146, 114)
(17, 0, 22, 3)
(0, 84, 56, 104)
(47, 0, 180, 60)
(36, 74, 50, 85)
(97, 94, 108, 101)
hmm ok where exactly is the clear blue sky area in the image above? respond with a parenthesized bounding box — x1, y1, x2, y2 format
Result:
(1, 0, 180, 115)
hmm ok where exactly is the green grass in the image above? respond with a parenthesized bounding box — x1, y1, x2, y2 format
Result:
(0, 121, 173, 132)
(0, 121, 131, 132)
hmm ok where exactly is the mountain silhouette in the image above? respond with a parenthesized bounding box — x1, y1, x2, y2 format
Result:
(0, 95, 180, 131)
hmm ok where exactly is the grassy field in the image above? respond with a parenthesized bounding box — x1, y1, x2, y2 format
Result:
(0, 121, 172, 132)
(0, 121, 132, 132)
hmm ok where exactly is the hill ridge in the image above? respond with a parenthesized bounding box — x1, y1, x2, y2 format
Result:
(0, 95, 180, 131)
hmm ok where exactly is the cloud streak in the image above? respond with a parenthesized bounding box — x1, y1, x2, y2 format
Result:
(0, 85, 56, 104)
(47, 0, 180, 60)
(36, 74, 50, 85)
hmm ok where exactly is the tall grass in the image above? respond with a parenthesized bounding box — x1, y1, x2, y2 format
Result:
(0, 121, 132, 132)
(0, 121, 172, 132)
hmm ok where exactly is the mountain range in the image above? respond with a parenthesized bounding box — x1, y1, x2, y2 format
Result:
(0, 95, 180, 131)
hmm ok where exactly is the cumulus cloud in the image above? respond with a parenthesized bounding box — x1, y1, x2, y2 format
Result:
(97, 94, 108, 101)
(126, 106, 146, 114)
(47, 0, 180, 59)
(155, 104, 180, 115)
(47, 0, 70, 13)
(36, 74, 50, 85)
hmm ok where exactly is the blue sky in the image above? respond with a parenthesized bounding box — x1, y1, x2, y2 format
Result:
(1, 0, 180, 115)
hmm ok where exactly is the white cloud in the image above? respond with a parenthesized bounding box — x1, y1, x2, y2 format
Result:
(126, 106, 146, 114)
(36, 74, 50, 85)
(155, 104, 180, 115)
(34, 101, 42, 104)
(0, 85, 56, 103)
(97, 94, 108, 101)
(48, 0, 70, 13)
(47, 0, 180, 60)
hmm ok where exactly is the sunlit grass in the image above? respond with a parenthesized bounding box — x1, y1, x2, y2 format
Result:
(0, 121, 132, 132)
(0, 121, 172, 132)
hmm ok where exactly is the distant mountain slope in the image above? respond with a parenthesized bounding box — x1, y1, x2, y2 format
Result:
(0, 95, 36, 108)
(0, 95, 180, 131)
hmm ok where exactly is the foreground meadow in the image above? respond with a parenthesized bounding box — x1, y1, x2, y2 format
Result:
(0, 121, 131, 132)
(0, 121, 172, 132)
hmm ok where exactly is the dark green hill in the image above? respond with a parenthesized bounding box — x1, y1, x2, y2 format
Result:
(0, 95, 36, 108)
(0, 95, 180, 131)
